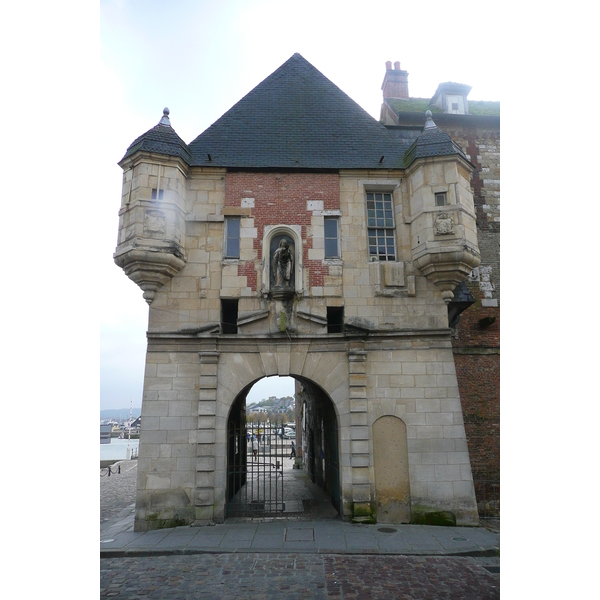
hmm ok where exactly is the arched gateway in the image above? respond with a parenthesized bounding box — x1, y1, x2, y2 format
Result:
(213, 346, 348, 523)
(226, 375, 340, 519)
(116, 54, 481, 532)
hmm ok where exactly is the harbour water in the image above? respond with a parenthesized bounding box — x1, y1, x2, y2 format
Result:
(100, 437, 140, 461)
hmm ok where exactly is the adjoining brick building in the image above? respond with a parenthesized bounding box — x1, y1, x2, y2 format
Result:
(114, 54, 492, 531)
(380, 61, 500, 508)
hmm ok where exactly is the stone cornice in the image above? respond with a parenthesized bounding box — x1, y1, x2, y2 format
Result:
(403, 152, 475, 178)
(405, 202, 477, 225)
(118, 151, 190, 177)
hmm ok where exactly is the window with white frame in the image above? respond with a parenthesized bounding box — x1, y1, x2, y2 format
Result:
(324, 217, 340, 259)
(224, 217, 240, 258)
(151, 188, 164, 200)
(366, 192, 396, 261)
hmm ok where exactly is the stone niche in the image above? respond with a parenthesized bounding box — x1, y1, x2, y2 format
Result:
(261, 225, 303, 298)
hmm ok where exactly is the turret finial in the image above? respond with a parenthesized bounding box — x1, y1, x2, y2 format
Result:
(424, 110, 437, 130)
(159, 107, 171, 126)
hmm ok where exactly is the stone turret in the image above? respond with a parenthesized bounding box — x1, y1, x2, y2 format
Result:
(114, 108, 190, 304)
(405, 111, 480, 302)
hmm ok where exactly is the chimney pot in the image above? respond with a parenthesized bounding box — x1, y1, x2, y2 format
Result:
(394, 61, 401, 70)
(385, 61, 392, 71)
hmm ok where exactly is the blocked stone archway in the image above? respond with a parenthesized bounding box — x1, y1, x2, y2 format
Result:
(373, 415, 411, 523)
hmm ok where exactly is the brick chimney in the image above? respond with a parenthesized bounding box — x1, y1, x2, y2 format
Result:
(381, 61, 409, 100)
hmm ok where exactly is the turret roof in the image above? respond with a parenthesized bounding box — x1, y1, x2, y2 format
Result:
(403, 111, 471, 168)
(120, 108, 192, 164)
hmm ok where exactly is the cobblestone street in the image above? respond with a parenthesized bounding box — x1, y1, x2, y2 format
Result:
(101, 461, 138, 525)
(100, 553, 499, 599)
(100, 460, 499, 598)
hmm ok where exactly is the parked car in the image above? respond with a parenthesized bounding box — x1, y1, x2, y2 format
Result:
(283, 429, 295, 439)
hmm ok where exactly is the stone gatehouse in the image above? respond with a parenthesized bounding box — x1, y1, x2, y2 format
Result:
(114, 54, 481, 531)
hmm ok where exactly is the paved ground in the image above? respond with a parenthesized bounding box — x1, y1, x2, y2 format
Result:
(101, 459, 500, 598)
(101, 460, 139, 525)
(101, 553, 499, 599)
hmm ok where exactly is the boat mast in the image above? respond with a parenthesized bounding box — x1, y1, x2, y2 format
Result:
(127, 396, 132, 460)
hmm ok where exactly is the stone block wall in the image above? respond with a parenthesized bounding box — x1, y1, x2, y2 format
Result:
(366, 345, 478, 525)
(135, 348, 200, 529)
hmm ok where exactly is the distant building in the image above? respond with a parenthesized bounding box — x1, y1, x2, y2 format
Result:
(100, 424, 112, 444)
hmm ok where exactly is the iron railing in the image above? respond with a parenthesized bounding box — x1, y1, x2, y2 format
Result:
(227, 422, 293, 518)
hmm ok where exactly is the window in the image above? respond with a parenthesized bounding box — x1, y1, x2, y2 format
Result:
(221, 299, 238, 334)
(224, 218, 240, 258)
(435, 192, 447, 207)
(151, 188, 164, 200)
(366, 192, 396, 261)
(327, 306, 344, 334)
(324, 217, 340, 258)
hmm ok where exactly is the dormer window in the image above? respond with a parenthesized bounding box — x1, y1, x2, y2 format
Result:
(445, 94, 465, 114)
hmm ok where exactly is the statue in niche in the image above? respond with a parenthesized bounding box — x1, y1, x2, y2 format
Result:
(272, 238, 294, 289)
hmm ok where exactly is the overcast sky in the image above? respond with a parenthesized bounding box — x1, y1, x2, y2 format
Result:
(98, 0, 507, 411)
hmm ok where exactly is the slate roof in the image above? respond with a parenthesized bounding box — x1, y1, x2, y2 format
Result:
(120, 109, 192, 164)
(120, 54, 469, 171)
(403, 112, 471, 168)
(186, 53, 415, 169)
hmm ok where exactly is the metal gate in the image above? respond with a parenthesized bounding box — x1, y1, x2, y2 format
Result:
(226, 422, 287, 518)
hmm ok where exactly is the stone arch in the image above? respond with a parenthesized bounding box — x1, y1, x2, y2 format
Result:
(261, 225, 303, 295)
(373, 415, 411, 523)
(212, 346, 350, 520)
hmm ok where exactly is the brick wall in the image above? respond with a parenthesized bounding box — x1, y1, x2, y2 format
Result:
(225, 172, 340, 291)
(453, 353, 500, 482)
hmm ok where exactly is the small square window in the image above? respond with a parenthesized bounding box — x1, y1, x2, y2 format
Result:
(327, 306, 344, 334)
(452, 103, 459, 111)
(435, 192, 447, 207)
(324, 217, 340, 259)
(151, 188, 164, 200)
(224, 218, 240, 258)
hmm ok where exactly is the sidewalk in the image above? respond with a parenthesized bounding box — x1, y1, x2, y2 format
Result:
(101, 460, 499, 558)
(101, 508, 499, 558)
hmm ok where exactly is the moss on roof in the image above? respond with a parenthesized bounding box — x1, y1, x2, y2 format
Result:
(387, 97, 499, 117)
(388, 98, 443, 113)
(466, 100, 500, 116)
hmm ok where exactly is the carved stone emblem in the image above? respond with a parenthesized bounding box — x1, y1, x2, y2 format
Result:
(144, 210, 166, 236)
(434, 212, 454, 235)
